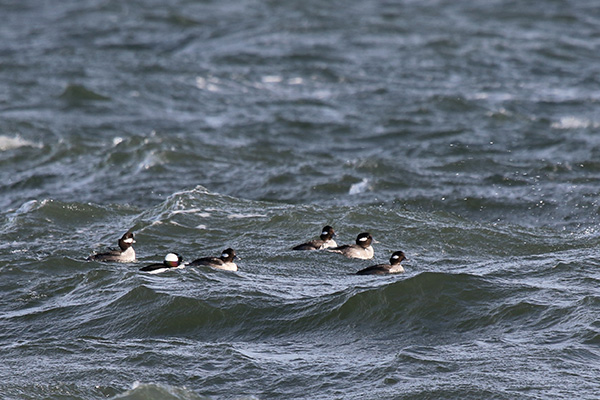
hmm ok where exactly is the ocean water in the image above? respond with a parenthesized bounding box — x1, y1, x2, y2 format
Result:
(1, 0, 600, 399)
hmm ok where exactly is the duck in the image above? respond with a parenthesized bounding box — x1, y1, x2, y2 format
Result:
(293, 225, 337, 250)
(139, 253, 184, 274)
(87, 232, 136, 262)
(187, 248, 238, 271)
(328, 232, 374, 259)
(356, 251, 407, 275)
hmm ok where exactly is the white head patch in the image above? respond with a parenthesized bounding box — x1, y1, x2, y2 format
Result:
(221, 252, 229, 258)
(123, 238, 134, 244)
(392, 254, 400, 259)
(165, 253, 179, 263)
(358, 236, 368, 242)
(322, 231, 329, 236)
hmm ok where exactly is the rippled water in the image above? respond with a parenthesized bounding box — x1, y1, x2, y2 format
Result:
(2, 0, 600, 399)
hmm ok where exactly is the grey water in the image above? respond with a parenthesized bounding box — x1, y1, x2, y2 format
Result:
(1, 0, 600, 399)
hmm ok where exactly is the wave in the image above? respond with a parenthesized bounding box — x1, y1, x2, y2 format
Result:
(112, 382, 210, 400)
(59, 84, 111, 102)
(9, 266, 592, 348)
(111, 382, 261, 400)
(1, 198, 140, 260)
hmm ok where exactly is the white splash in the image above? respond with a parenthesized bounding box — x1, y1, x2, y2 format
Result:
(136, 151, 161, 173)
(0, 135, 41, 151)
(349, 178, 370, 195)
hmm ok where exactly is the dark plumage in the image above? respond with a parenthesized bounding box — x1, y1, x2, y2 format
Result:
(356, 251, 407, 275)
(328, 232, 374, 259)
(87, 232, 136, 262)
(139, 253, 184, 273)
(293, 225, 337, 250)
(188, 248, 238, 271)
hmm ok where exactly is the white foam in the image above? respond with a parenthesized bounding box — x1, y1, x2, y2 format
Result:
(195, 77, 207, 89)
(0, 135, 41, 151)
(195, 76, 220, 92)
(551, 117, 599, 130)
(227, 213, 267, 219)
(15, 199, 39, 214)
(262, 75, 283, 84)
(349, 178, 370, 195)
(136, 152, 160, 172)
(170, 209, 210, 217)
(205, 116, 226, 128)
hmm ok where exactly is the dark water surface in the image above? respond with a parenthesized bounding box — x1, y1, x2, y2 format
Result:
(2, 0, 600, 399)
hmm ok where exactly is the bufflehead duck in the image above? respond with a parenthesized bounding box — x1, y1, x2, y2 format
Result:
(293, 225, 337, 250)
(328, 232, 374, 259)
(188, 248, 238, 271)
(87, 232, 136, 262)
(139, 253, 184, 274)
(356, 251, 407, 275)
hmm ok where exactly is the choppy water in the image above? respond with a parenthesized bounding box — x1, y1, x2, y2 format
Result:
(2, 0, 600, 399)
